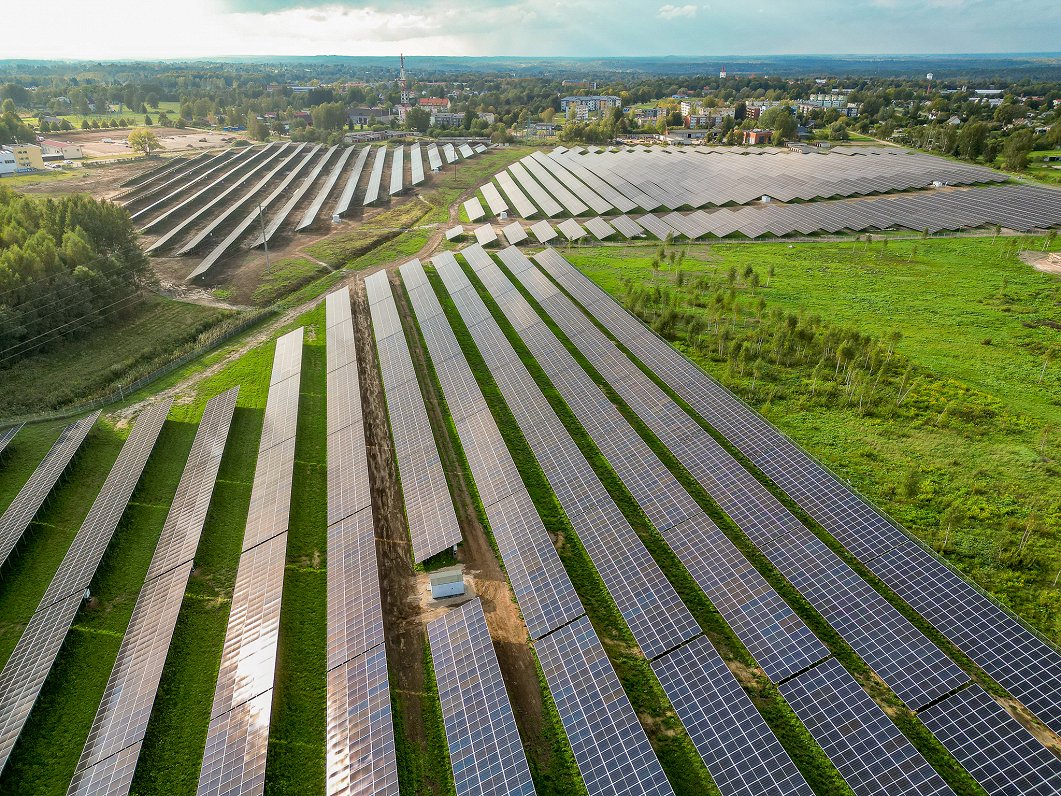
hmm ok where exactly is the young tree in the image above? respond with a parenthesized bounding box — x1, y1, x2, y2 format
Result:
(1002, 129, 1034, 172)
(128, 127, 161, 155)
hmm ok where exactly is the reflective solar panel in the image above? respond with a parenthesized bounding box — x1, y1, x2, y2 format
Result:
(535, 616, 674, 796)
(526, 248, 969, 710)
(198, 690, 274, 796)
(0, 425, 21, 457)
(362, 145, 388, 206)
(780, 659, 953, 796)
(919, 685, 1061, 796)
(0, 399, 171, 775)
(0, 411, 99, 568)
(365, 269, 462, 563)
(427, 599, 535, 796)
(653, 637, 813, 796)
(326, 646, 398, 796)
(531, 247, 1061, 732)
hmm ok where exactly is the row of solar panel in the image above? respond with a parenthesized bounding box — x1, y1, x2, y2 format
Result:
(486, 146, 1007, 220)
(424, 249, 828, 795)
(0, 399, 173, 777)
(397, 256, 672, 796)
(528, 246, 1061, 796)
(443, 245, 963, 795)
(129, 142, 485, 282)
(324, 287, 398, 796)
(196, 328, 303, 796)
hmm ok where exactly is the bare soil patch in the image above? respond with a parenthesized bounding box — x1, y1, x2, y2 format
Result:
(1021, 250, 1061, 275)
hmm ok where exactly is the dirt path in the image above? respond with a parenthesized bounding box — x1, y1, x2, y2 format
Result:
(1021, 249, 1061, 275)
(388, 270, 548, 754)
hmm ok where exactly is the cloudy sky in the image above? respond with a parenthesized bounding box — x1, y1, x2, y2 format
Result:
(7, 0, 1059, 60)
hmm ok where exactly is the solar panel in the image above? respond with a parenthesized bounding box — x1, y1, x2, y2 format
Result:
(495, 172, 538, 218)
(410, 143, 426, 185)
(428, 253, 700, 661)
(0, 411, 99, 568)
(362, 145, 388, 206)
(400, 257, 582, 638)
(0, 399, 171, 775)
(525, 248, 969, 710)
(297, 146, 356, 231)
(652, 637, 813, 796)
(508, 162, 563, 217)
(458, 143, 475, 159)
(919, 684, 1061, 796)
(326, 645, 399, 796)
(464, 196, 486, 222)
(535, 616, 674, 796)
(584, 217, 616, 240)
(532, 246, 1061, 731)
(333, 146, 373, 217)
(365, 269, 463, 563)
(389, 145, 405, 196)
(0, 424, 22, 457)
(427, 144, 443, 171)
(196, 329, 302, 796)
(128, 149, 245, 223)
(474, 224, 497, 247)
(443, 144, 458, 164)
(529, 220, 557, 244)
(556, 219, 587, 241)
(780, 659, 953, 796)
(480, 182, 509, 216)
(502, 222, 528, 246)
(427, 599, 535, 796)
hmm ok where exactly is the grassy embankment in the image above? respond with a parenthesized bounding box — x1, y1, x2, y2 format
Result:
(561, 236, 1061, 644)
(0, 295, 234, 418)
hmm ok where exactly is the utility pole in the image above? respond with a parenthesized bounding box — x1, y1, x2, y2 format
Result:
(258, 203, 270, 271)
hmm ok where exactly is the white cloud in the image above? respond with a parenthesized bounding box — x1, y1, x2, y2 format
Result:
(657, 3, 698, 19)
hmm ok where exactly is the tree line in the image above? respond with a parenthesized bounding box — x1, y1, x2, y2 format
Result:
(0, 188, 151, 362)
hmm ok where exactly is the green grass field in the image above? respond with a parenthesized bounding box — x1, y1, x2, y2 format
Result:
(561, 235, 1061, 642)
(0, 294, 235, 417)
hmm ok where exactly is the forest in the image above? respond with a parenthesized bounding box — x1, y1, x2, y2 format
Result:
(0, 188, 151, 363)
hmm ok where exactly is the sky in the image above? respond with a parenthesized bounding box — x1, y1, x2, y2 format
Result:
(5, 0, 1059, 60)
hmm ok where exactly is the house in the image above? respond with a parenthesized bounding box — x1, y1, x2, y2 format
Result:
(431, 112, 466, 128)
(418, 97, 450, 111)
(796, 100, 860, 117)
(666, 129, 709, 143)
(349, 107, 392, 126)
(560, 95, 621, 117)
(743, 129, 772, 145)
(527, 122, 561, 136)
(0, 149, 17, 176)
(687, 114, 711, 129)
(39, 139, 82, 159)
(6, 143, 45, 170)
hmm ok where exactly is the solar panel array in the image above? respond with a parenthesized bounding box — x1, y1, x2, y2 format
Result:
(427, 144, 443, 171)
(333, 146, 373, 218)
(652, 637, 814, 796)
(443, 144, 457, 164)
(298, 145, 357, 230)
(363, 145, 388, 206)
(529, 220, 556, 244)
(69, 387, 238, 796)
(919, 685, 1061, 796)
(556, 219, 587, 241)
(263, 145, 338, 243)
(529, 147, 1007, 211)
(467, 246, 826, 683)
(325, 287, 398, 796)
(148, 144, 292, 252)
(524, 246, 969, 712)
(780, 659, 953, 796)
(401, 256, 676, 796)
(533, 248, 1061, 737)
(458, 144, 474, 159)
(474, 224, 497, 247)
(365, 270, 463, 563)
(196, 328, 302, 796)
(135, 146, 259, 227)
(425, 250, 699, 661)
(509, 162, 563, 218)
(176, 143, 307, 256)
(389, 145, 405, 196)
(495, 171, 537, 218)
(480, 182, 508, 216)
(584, 217, 616, 240)
(0, 411, 99, 568)
(535, 617, 674, 796)
(0, 424, 21, 457)
(189, 145, 322, 279)
(428, 249, 833, 795)
(410, 143, 425, 185)
(426, 599, 535, 796)
(399, 257, 581, 638)
(0, 399, 171, 775)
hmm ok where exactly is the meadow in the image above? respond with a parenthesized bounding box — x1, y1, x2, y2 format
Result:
(561, 235, 1061, 642)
